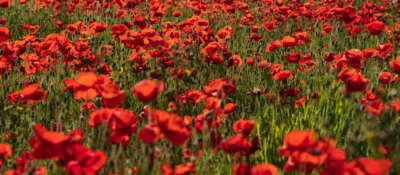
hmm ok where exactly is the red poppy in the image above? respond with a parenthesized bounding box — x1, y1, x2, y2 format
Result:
(0, 143, 12, 159)
(319, 148, 347, 175)
(95, 75, 125, 108)
(203, 78, 235, 96)
(223, 103, 236, 115)
(138, 124, 160, 143)
(265, 40, 282, 52)
(131, 79, 163, 103)
(362, 48, 377, 60)
(390, 56, 400, 74)
(64, 144, 106, 175)
(0, 27, 11, 42)
(366, 20, 384, 35)
(233, 163, 251, 175)
(174, 162, 195, 175)
(63, 72, 98, 100)
(88, 108, 113, 127)
(233, 120, 254, 136)
(184, 89, 203, 104)
(0, 18, 6, 25)
(285, 52, 301, 64)
(250, 163, 278, 175)
(28, 124, 70, 159)
(365, 100, 387, 115)
(356, 158, 391, 175)
(0, 143, 12, 168)
(151, 110, 192, 145)
(222, 133, 251, 154)
(375, 43, 392, 58)
(344, 49, 363, 69)
(392, 98, 400, 113)
(107, 108, 139, 146)
(322, 23, 332, 34)
(281, 36, 297, 48)
(278, 130, 333, 173)
(378, 71, 392, 84)
(272, 70, 292, 81)
(115, 9, 127, 19)
(0, 0, 10, 8)
(7, 83, 46, 104)
(338, 68, 369, 93)
(110, 24, 128, 39)
(216, 26, 233, 41)
(172, 11, 182, 17)
(89, 22, 107, 35)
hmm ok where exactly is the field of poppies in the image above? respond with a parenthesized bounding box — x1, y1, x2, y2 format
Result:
(0, 0, 400, 174)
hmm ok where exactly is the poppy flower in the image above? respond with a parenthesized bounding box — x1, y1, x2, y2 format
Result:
(0, 143, 11, 159)
(88, 108, 113, 127)
(390, 56, 400, 74)
(138, 124, 160, 143)
(230, 55, 243, 67)
(281, 36, 297, 48)
(285, 52, 301, 64)
(338, 68, 369, 94)
(95, 75, 125, 108)
(28, 124, 69, 159)
(375, 43, 392, 58)
(265, 40, 282, 52)
(110, 24, 128, 39)
(0, 18, 6, 25)
(323, 52, 335, 62)
(378, 71, 392, 84)
(203, 78, 234, 96)
(181, 89, 201, 104)
(322, 23, 332, 34)
(7, 83, 46, 104)
(174, 162, 195, 175)
(233, 163, 251, 175)
(63, 72, 98, 100)
(0, 27, 11, 42)
(250, 33, 262, 41)
(222, 133, 251, 154)
(278, 130, 333, 173)
(356, 158, 391, 175)
(151, 110, 192, 145)
(319, 148, 347, 175)
(366, 20, 384, 35)
(56, 20, 64, 28)
(344, 49, 363, 69)
(133, 15, 147, 29)
(362, 48, 377, 60)
(0, 0, 10, 8)
(216, 26, 233, 41)
(0, 143, 12, 168)
(233, 120, 254, 136)
(107, 108, 139, 145)
(365, 100, 387, 115)
(250, 163, 278, 175)
(64, 144, 106, 175)
(272, 70, 292, 81)
(131, 79, 163, 103)
(223, 103, 236, 115)
(89, 22, 107, 35)
(172, 11, 182, 17)
(115, 9, 127, 19)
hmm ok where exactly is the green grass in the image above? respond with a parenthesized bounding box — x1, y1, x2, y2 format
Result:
(0, 0, 400, 174)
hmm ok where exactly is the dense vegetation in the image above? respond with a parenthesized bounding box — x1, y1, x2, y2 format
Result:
(0, 0, 399, 174)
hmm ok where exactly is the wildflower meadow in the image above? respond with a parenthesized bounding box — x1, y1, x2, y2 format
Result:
(0, 0, 400, 174)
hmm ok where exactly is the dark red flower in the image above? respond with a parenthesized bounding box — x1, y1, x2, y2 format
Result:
(131, 79, 163, 103)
